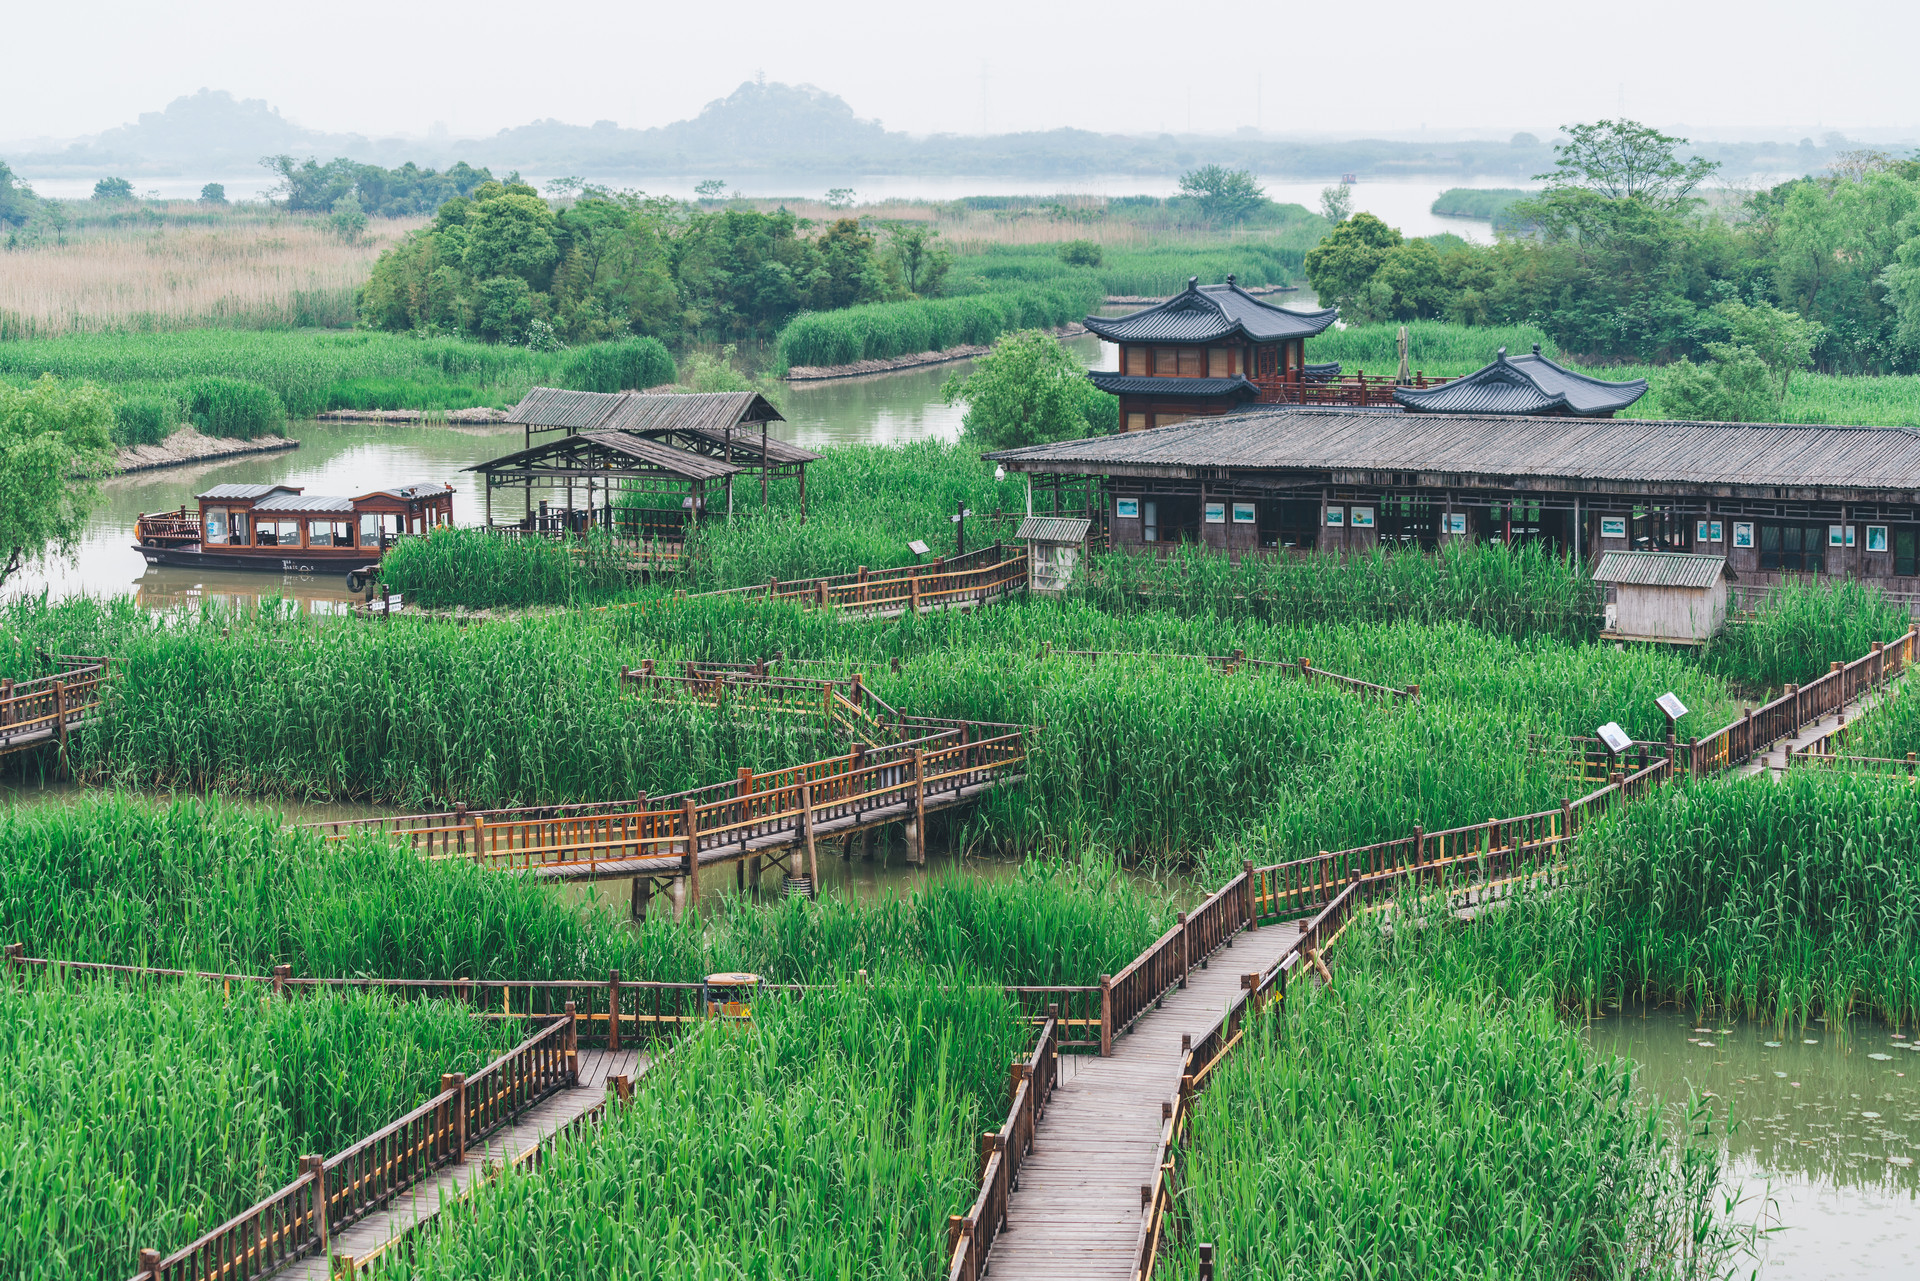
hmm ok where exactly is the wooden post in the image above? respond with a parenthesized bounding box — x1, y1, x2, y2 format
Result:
(1099, 975, 1113, 1056)
(910, 576, 923, 614)
(909, 748, 927, 865)
(630, 876, 650, 920)
(564, 1001, 579, 1084)
(683, 798, 700, 907)
(800, 782, 819, 898)
(1176, 912, 1189, 989)
(52, 680, 66, 774)
(1198, 1242, 1216, 1281)
(1243, 859, 1257, 930)
(1411, 824, 1424, 867)
(272, 963, 291, 997)
(301, 1154, 330, 1249)
(607, 971, 621, 1052)
(137, 1250, 161, 1277)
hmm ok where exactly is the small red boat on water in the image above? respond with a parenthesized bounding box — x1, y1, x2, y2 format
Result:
(135, 482, 455, 587)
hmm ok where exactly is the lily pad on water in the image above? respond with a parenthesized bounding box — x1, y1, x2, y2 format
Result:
(1765, 1041, 1783, 1047)
(1775, 1071, 1788, 1078)
(1804, 1039, 1820, 1044)
(1869, 1052, 1894, 1060)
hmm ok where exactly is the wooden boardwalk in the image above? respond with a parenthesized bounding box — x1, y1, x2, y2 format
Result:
(987, 921, 1304, 1280)
(282, 1046, 645, 1279)
(1741, 669, 1907, 777)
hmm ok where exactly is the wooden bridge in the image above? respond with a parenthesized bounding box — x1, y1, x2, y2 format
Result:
(690, 544, 1028, 619)
(0, 655, 112, 762)
(306, 662, 1028, 906)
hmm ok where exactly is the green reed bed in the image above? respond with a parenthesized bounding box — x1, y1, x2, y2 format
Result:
(0, 794, 1168, 986)
(0, 973, 516, 1281)
(1702, 576, 1914, 690)
(1158, 924, 1748, 1281)
(774, 282, 1099, 369)
(1836, 674, 1920, 760)
(1082, 541, 1605, 644)
(384, 975, 1025, 1281)
(380, 527, 645, 610)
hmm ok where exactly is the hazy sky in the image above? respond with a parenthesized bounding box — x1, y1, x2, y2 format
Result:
(7, 0, 1918, 143)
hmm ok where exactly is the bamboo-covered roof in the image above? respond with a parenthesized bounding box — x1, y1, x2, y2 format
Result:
(985, 408, 1920, 501)
(468, 430, 741, 482)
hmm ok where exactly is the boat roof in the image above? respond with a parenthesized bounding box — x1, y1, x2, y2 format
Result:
(255, 493, 355, 514)
(1084, 278, 1339, 345)
(197, 483, 302, 501)
(357, 483, 452, 502)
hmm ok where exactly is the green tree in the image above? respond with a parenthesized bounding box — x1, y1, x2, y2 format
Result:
(1318, 185, 1352, 223)
(882, 222, 951, 297)
(1881, 220, 1920, 355)
(1708, 300, 1824, 404)
(1178, 165, 1266, 225)
(813, 218, 886, 309)
(1533, 119, 1718, 208)
(91, 176, 135, 202)
(0, 161, 39, 227)
(462, 187, 560, 290)
(0, 376, 116, 589)
(1057, 239, 1102, 268)
(328, 190, 367, 242)
(199, 182, 228, 205)
(1304, 212, 1402, 313)
(1659, 351, 1774, 422)
(940, 329, 1114, 450)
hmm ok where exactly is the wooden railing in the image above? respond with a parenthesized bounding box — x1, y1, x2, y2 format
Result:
(1040, 643, 1418, 702)
(302, 726, 1028, 880)
(128, 1014, 576, 1281)
(1251, 370, 1452, 408)
(692, 545, 1027, 617)
(1101, 866, 1255, 1054)
(0, 654, 114, 759)
(946, 1015, 1059, 1281)
(1684, 627, 1915, 776)
(135, 506, 201, 545)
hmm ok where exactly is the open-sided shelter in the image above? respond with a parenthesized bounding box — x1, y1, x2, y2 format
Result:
(504, 388, 816, 518)
(465, 431, 741, 541)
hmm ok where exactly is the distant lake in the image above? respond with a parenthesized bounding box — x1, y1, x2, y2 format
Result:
(17, 172, 1517, 240)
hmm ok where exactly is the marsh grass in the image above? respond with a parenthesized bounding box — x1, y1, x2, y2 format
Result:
(0, 972, 516, 1281)
(1703, 577, 1913, 689)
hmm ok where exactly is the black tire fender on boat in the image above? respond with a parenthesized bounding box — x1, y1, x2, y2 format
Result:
(345, 570, 368, 592)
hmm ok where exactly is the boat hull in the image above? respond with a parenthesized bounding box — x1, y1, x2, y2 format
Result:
(134, 543, 375, 575)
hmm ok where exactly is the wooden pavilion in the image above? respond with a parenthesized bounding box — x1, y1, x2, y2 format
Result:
(504, 388, 818, 519)
(465, 431, 742, 541)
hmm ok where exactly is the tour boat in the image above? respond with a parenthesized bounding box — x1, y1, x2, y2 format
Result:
(135, 482, 455, 584)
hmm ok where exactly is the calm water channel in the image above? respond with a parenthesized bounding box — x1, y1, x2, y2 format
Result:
(1588, 1008, 1920, 1278)
(5, 333, 1113, 609)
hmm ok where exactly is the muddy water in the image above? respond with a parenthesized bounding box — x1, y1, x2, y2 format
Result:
(1587, 1008, 1920, 1278)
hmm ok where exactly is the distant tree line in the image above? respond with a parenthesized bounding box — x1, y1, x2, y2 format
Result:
(1305, 120, 1920, 377)
(358, 178, 953, 348)
(261, 155, 497, 217)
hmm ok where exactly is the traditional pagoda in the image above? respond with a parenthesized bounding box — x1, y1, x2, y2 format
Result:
(1394, 345, 1647, 417)
(1085, 277, 1339, 431)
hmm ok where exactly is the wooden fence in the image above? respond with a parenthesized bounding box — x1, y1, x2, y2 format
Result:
(946, 1015, 1060, 1281)
(0, 654, 113, 760)
(692, 544, 1028, 617)
(1038, 643, 1418, 702)
(1685, 628, 1915, 775)
(127, 1014, 576, 1281)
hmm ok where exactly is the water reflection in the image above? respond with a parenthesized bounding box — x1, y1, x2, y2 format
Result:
(1588, 1007, 1920, 1279)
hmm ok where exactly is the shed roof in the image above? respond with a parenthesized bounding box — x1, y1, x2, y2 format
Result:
(1084, 279, 1338, 345)
(197, 483, 301, 501)
(1016, 516, 1092, 543)
(1592, 552, 1726, 588)
(467, 430, 741, 482)
(1088, 372, 1258, 399)
(357, 483, 451, 502)
(1395, 347, 1647, 416)
(505, 388, 784, 434)
(983, 408, 1920, 500)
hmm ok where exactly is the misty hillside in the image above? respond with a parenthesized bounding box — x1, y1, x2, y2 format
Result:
(8, 82, 1854, 182)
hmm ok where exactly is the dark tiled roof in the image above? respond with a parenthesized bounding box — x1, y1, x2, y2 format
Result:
(468, 430, 741, 482)
(1087, 372, 1258, 398)
(1394, 347, 1647, 416)
(1592, 551, 1726, 588)
(983, 407, 1920, 499)
(505, 388, 786, 434)
(1084, 279, 1338, 344)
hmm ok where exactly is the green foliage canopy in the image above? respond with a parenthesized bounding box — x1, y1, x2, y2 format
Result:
(940, 329, 1116, 450)
(1177, 165, 1267, 225)
(0, 376, 116, 588)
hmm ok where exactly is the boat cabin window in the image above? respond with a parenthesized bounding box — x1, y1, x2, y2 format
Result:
(204, 508, 230, 545)
(256, 519, 302, 548)
(308, 520, 351, 547)
(359, 514, 381, 547)
(229, 511, 249, 545)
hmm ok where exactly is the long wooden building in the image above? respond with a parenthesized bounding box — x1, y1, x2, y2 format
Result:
(984, 407, 1920, 603)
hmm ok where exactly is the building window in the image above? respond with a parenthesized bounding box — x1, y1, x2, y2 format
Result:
(1258, 500, 1319, 550)
(1897, 530, 1918, 577)
(1125, 413, 1146, 432)
(1124, 346, 1147, 375)
(1152, 348, 1180, 376)
(1142, 500, 1159, 542)
(1208, 347, 1234, 378)
(1177, 348, 1202, 377)
(1255, 346, 1278, 379)
(1379, 497, 1439, 549)
(1758, 524, 1825, 574)
(204, 508, 230, 545)
(1153, 413, 1188, 428)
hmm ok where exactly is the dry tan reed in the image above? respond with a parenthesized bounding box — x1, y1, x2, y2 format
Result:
(0, 206, 425, 336)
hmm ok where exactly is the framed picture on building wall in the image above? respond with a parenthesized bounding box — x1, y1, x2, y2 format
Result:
(1326, 507, 1345, 527)
(1601, 517, 1627, 538)
(1232, 502, 1256, 524)
(1710, 521, 1723, 543)
(1829, 525, 1856, 547)
(1350, 507, 1375, 528)
(1204, 502, 1226, 524)
(1446, 513, 1467, 535)
(1868, 525, 1889, 552)
(1733, 522, 1754, 548)
(1696, 520, 1711, 542)
(1115, 498, 1139, 519)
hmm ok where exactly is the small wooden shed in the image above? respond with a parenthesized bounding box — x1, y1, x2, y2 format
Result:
(1593, 551, 1728, 644)
(1017, 515, 1091, 593)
